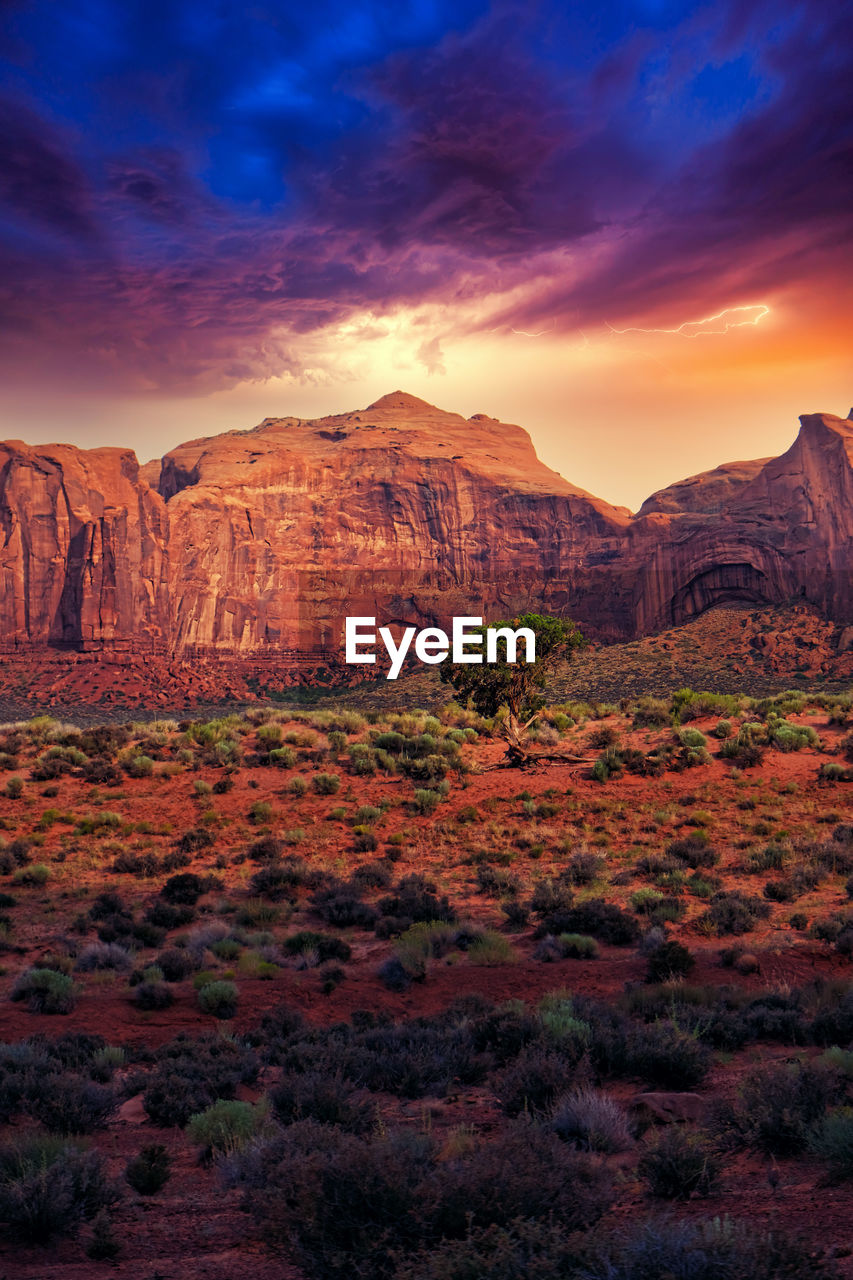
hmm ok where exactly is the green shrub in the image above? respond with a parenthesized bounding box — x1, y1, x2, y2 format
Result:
(819, 762, 852, 781)
(592, 747, 622, 782)
(312, 772, 341, 795)
(413, 788, 442, 814)
(627, 1021, 710, 1089)
(538, 993, 592, 1051)
(197, 979, 238, 1019)
(394, 921, 458, 978)
(187, 1098, 264, 1154)
(586, 1217, 835, 1280)
(638, 1127, 720, 1198)
(256, 723, 282, 748)
(393, 1218, 582, 1280)
(0, 1135, 116, 1243)
(228, 1119, 612, 1279)
(820, 1046, 853, 1078)
(719, 725, 766, 768)
(630, 887, 665, 915)
(540, 899, 640, 946)
(11, 967, 76, 1014)
(133, 980, 174, 1010)
(769, 719, 818, 752)
(86, 1210, 121, 1261)
(673, 688, 740, 722)
(75, 810, 123, 834)
(161, 871, 206, 904)
(271, 1071, 374, 1133)
(468, 931, 517, 966)
(141, 1033, 258, 1127)
(348, 744, 378, 776)
(235, 897, 282, 927)
(713, 1062, 838, 1155)
(13, 863, 50, 886)
(645, 940, 695, 983)
(211, 937, 242, 961)
(125, 1143, 172, 1195)
(808, 1107, 853, 1180)
(126, 754, 154, 777)
(748, 842, 787, 872)
(632, 696, 670, 727)
(701, 890, 771, 935)
(25, 1073, 118, 1134)
(283, 930, 352, 963)
(557, 932, 599, 959)
(354, 804, 382, 824)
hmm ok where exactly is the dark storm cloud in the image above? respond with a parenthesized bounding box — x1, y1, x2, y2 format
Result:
(0, 0, 850, 391)
(0, 98, 97, 241)
(505, 0, 853, 330)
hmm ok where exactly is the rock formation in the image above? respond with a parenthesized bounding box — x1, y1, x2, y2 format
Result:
(0, 441, 169, 648)
(0, 393, 850, 696)
(637, 458, 771, 517)
(157, 390, 633, 651)
(630, 412, 853, 633)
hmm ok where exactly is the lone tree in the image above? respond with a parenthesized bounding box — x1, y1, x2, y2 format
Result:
(440, 612, 586, 765)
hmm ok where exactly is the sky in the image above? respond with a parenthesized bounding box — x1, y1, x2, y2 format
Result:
(1, 0, 851, 510)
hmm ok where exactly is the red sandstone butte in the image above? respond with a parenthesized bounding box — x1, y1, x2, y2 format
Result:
(0, 392, 851, 688)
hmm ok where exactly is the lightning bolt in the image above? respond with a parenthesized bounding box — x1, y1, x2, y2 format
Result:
(606, 303, 770, 338)
(510, 326, 555, 338)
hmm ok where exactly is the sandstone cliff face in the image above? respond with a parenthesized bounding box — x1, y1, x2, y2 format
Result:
(158, 391, 633, 649)
(0, 442, 169, 648)
(637, 458, 771, 517)
(630, 412, 853, 633)
(0, 395, 850, 671)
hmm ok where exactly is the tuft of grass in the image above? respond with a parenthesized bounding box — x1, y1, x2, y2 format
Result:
(187, 1098, 266, 1155)
(808, 1107, 853, 1181)
(467, 931, 517, 966)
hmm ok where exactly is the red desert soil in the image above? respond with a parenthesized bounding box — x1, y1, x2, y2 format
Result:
(0, 698, 851, 1277)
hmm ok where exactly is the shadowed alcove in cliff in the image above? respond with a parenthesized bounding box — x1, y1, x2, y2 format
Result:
(668, 562, 774, 626)
(50, 527, 91, 648)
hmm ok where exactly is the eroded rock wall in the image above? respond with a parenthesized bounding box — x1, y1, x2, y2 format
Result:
(0, 442, 169, 647)
(0, 395, 850, 672)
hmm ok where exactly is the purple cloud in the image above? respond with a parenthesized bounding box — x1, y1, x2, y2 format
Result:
(0, 0, 849, 394)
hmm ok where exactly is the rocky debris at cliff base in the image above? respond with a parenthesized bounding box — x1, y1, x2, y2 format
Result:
(742, 606, 850, 676)
(0, 602, 848, 722)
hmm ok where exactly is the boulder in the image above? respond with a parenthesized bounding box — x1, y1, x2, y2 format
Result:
(629, 1091, 709, 1126)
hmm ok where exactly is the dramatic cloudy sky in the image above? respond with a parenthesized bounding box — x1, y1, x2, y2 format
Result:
(1, 0, 851, 507)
